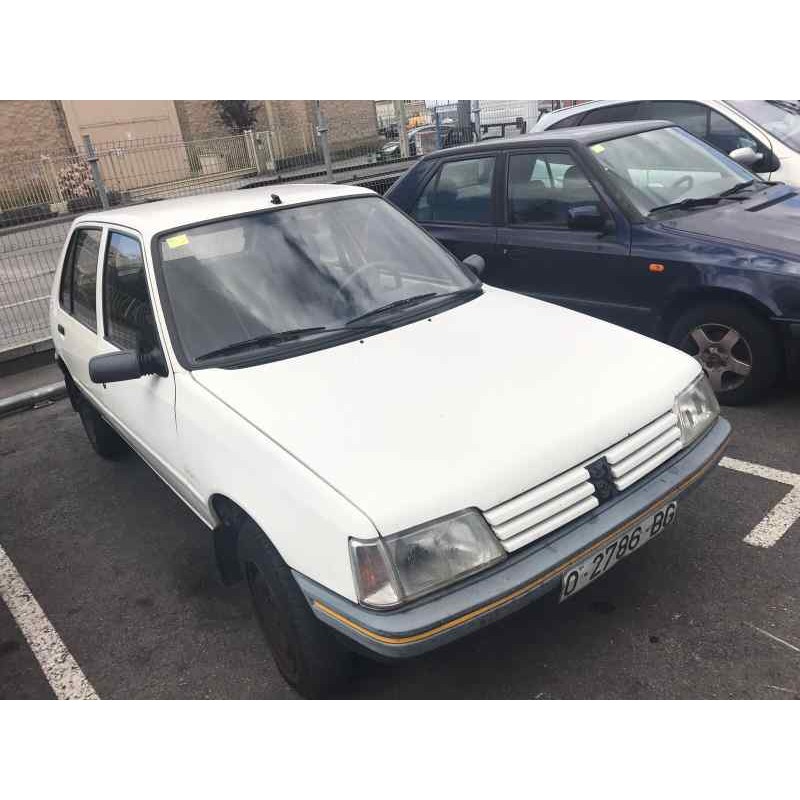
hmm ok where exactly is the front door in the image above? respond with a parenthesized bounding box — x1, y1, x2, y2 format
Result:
(94, 227, 183, 497)
(492, 149, 648, 332)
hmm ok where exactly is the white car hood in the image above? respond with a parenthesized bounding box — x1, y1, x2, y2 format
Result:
(192, 287, 699, 535)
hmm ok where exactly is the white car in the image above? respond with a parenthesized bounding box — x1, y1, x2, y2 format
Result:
(50, 184, 729, 696)
(535, 100, 800, 186)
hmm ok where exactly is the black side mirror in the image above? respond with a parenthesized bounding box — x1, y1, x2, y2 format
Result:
(567, 205, 607, 232)
(89, 349, 167, 384)
(462, 253, 486, 277)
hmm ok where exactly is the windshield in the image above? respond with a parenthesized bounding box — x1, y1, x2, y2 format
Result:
(155, 196, 478, 364)
(727, 100, 800, 152)
(588, 126, 757, 216)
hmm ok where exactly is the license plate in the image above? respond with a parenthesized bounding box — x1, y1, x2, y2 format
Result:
(559, 501, 678, 602)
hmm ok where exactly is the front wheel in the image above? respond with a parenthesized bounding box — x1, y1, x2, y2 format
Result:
(667, 302, 781, 405)
(238, 519, 353, 698)
(76, 395, 127, 458)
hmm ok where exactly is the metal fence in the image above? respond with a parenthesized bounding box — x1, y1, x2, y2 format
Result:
(0, 100, 572, 352)
(0, 127, 411, 352)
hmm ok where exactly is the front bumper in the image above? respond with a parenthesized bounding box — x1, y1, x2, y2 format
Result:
(294, 417, 731, 659)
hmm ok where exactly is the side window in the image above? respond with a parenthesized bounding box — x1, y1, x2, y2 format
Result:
(548, 112, 586, 130)
(581, 103, 641, 125)
(507, 152, 602, 227)
(645, 101, 708, 139)
(412, 156, 495, 224)
(103, 231, 158, 352)
(60, 228, 101, 331)
(707, 110, 761, 157)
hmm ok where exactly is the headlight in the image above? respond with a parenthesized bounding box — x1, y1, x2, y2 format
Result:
(674, 373, 719, 446)
(349, 509, 505, 608)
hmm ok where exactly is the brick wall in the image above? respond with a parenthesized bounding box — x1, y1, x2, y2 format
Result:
(175, 101, 272, 141)
(174, 101, 232, 140)
(321, 100, 380, 152)
(0, 101, 73, 166)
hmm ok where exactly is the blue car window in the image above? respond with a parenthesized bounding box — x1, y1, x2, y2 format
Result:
(507, 153, 601, 226)
(412, 157, 495, 224)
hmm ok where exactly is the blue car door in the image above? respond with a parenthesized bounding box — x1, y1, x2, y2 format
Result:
(407, 152, 500, 272)
(491, 148, 652, 333)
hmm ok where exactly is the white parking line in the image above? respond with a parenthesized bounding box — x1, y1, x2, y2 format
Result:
(0, 542, 98, 700)
(720, 456, 800, 548)
(746, 622, 800, 654)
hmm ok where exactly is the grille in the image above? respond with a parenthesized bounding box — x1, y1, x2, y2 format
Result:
(604, 412, 682, 492)
(485, 411, 683, 554)
(486, 466, 599, 553)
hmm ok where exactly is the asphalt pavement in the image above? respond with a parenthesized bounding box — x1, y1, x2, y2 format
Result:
(1, 389, 799, 699)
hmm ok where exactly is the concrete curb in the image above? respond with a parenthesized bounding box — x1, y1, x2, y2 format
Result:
(0, 337, 54, 365)
(0, 381, 67, 417)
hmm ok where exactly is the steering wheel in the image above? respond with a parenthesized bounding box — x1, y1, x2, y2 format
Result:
(671, 174, 694, 194)
(335, 261, 402, 305)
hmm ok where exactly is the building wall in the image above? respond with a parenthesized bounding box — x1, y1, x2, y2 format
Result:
(0, 101, 73, 166)
(174, 101, 230, 140)
(321, 100, 379, 151)
(174, 101, 271, 140)
(59, 100, 183, 149)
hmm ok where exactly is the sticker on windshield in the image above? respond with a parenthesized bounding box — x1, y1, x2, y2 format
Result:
(591, 144, 605, 154)
(166, 233, 189, 249)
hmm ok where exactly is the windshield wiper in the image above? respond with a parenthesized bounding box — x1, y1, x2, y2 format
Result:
(649, 181, 763, 215)
(715, 180, 757, 198)
(345, 292, 442, 325)
(195, 324, 384, 361)
(346, 287, 481, 325)
(648, 196, 724, 215)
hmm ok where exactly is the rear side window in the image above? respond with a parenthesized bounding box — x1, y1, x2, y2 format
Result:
(548, 113, 585, 130)
(412, 156, 495, 224)
(59, 227, 101, 331)
(645, 101, 709, 139)
(103, 232, 158, 352)
(581, 103, 641, 125)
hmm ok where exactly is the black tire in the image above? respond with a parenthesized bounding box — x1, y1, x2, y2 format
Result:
(76, 395, 127, 458)
(238, 519, 353, 698)
(667, 302, 781, 406)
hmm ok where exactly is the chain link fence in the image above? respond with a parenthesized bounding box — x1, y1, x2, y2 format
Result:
(0, 100, 567, 352)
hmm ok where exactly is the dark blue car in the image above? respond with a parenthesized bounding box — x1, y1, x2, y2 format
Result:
(385, 120, 800, 404)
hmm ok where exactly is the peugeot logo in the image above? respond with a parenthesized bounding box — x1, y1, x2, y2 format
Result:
(587, 457, 618, 503)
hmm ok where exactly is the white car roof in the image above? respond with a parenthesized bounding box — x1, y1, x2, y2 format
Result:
(536, 100, 729, 130)
(74, 183, 375, 238)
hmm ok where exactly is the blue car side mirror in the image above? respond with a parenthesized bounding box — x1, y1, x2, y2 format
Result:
(567, 205, 608, 232)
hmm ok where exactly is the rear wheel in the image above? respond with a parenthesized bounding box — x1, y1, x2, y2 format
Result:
(238, 519, 353, 698)
(667, 302, 780, 405)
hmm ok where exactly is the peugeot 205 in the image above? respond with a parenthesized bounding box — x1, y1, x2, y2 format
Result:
(50, 184, 730, 696)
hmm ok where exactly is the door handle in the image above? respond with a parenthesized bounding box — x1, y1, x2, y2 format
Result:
(57, 324, 65, 336)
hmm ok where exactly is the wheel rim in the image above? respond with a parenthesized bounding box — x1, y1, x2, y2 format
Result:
(246, 563, 299, 683)
(680, 323, 753, 393)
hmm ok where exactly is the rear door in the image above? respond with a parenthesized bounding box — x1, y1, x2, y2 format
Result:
(408, 153, 500, 269)
(54, 225, 104, 403)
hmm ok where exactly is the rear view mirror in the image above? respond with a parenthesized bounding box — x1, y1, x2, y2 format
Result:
(567, 205, 607, 232)
(462, 253, 486, 277)
(729, 146, 763, 167)
(89, 349, 167, 384)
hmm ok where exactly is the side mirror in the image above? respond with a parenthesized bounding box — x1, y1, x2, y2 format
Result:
(729, 146, 763, 167)
(567, 205, 607, 232)
(462, 253, 486, 277)
(89, 349, 167, 384)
